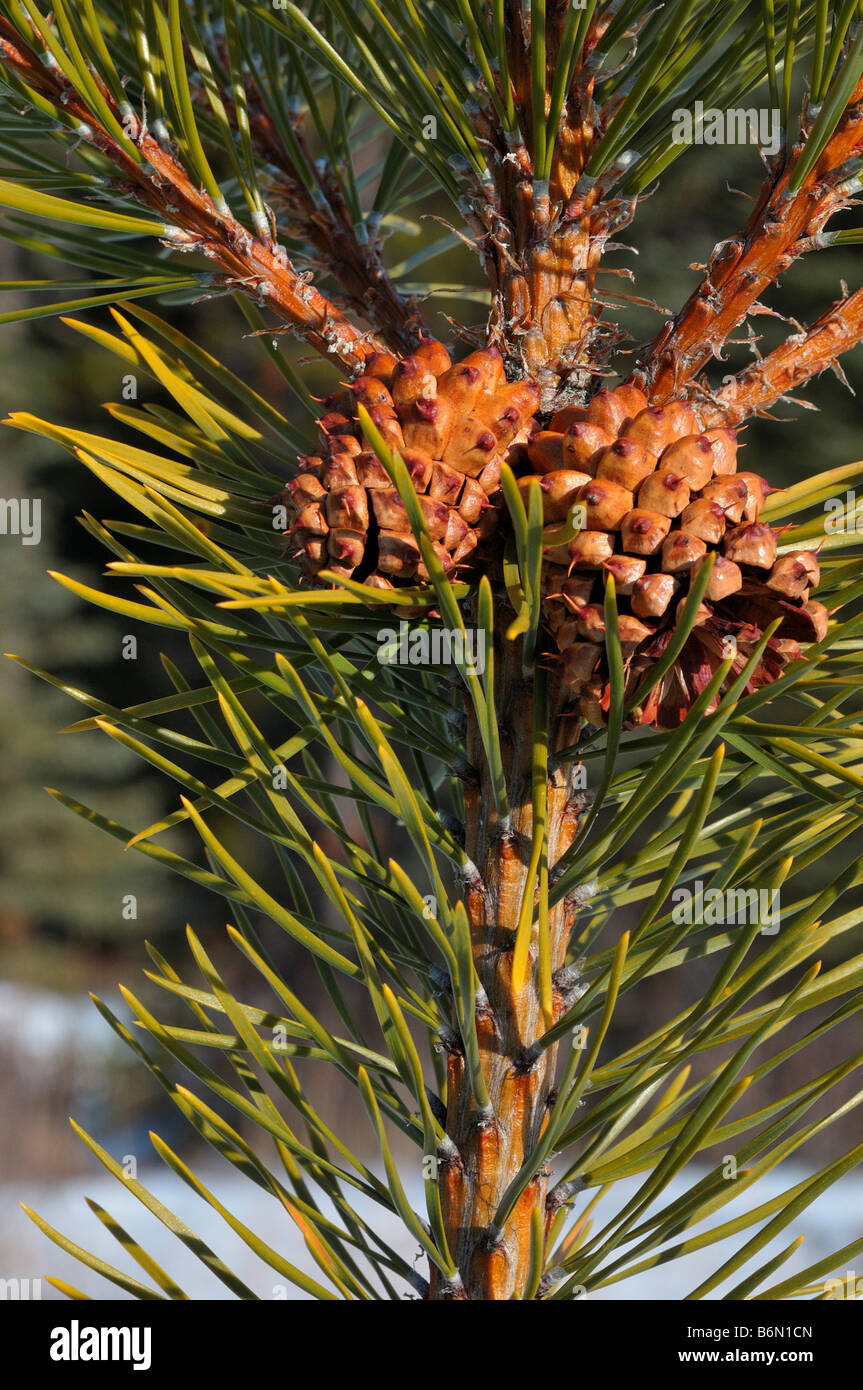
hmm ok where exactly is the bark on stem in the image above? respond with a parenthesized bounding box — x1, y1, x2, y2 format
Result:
(205, 59, 426, 353)
(699, 287, 863, 426)
(478, 15, 625, 413)
(430, 608, 581, 1300)
(634, 79, 863, 403)
(0, 18, 384, 375)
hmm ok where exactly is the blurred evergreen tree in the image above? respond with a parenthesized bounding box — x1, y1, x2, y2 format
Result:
(0, 244, 174, 965)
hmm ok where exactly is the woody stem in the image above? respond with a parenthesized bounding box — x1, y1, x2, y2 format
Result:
(0, 19, 385, 376)
(700, 287, 863, 425)
(430, 611, 581, 1300)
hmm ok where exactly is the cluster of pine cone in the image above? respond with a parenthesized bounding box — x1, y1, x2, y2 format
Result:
(279, 340, 826, 728)
(282, 340, 532, 586)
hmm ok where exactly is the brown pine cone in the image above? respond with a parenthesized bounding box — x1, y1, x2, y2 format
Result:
(281, 349, 827, 730)
(529, 385, 826, 728)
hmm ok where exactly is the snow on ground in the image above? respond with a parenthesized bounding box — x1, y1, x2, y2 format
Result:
(2, 1160, 860, 1300)
(0, 981, 117, 1069)
(0, 981, 859, 1300)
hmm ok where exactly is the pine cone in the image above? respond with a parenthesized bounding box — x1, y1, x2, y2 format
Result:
(282, 348, 826, 731)
(531, 386, 827, 729)
(280, 339, 538, 590)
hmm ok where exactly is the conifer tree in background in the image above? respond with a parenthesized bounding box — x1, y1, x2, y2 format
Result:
(2, 0, 863, 1301)
(0, 280, 172, 951)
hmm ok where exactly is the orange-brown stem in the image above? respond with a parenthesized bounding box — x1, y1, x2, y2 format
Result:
(475, 30, 623, 411)
(700, 286, 863, 426)
(479, 135, 608, 411)
(195, 44, 425, 354)
(492, 220, 600, 409)
(0, 19, 384, 375)
(429, 608, 581, 1300)
(635, 80, 863, 403)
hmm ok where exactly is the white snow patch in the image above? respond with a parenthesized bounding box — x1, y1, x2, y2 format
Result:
(2, 1161, 860, 1300)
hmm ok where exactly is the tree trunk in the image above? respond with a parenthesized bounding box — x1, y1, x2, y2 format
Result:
(495, 221, 597, 410)
(429, 607, 583, 1299)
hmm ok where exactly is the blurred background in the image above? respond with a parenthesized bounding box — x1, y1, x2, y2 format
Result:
(1, 126, 862, 1298)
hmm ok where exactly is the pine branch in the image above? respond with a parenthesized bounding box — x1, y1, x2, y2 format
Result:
(634, 77, 863, 403)
(262, 156, 425, 355)
(7, 2, 863, 1304)
(0, 15, 383, 374)
(701, 285, 863, 425)
(464, 4, 613, 406)
(198, 37, 426, 352)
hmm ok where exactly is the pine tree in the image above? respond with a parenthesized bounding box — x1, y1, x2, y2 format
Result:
(0, 280, 172, 950)
(2, 1, 863, 1301)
